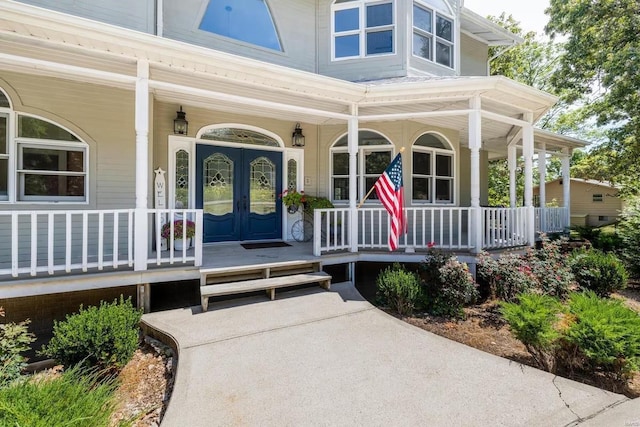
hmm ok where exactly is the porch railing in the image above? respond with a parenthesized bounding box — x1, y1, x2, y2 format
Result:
(535, 207, 568, 234)
(481, 207, 528, 249)
(150, 209, 203, 267)
(0, 208, 202, 278)
(314, 207, 473, 255)
(313, 208, 351, 255)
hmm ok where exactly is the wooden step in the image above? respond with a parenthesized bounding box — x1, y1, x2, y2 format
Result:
(200, 271, 331, 312)
(200, 260, 321, 286)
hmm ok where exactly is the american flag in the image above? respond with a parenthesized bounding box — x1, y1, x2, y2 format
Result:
(374, 153, 406, 251)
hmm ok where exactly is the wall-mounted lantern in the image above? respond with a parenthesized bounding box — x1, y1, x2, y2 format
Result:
(173, 106, 188, 135)
(292, 122, 305, 147)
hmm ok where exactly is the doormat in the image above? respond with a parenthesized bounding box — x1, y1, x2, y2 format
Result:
(241, 242, 292, 250)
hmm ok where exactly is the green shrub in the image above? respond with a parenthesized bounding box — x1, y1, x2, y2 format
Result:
(565, 292, 640, 379)
(477, 252, 537, 302)
(376, 263, 422, 316)
(570, 249, 628, 296)
(0, 365, 117, 427)
(501, 294, 564, 372)
(477, 239, 575, 301)
(40, 296, 142, 371)
(420, 254, 477, 318)
(0, 308, 35, 388)
(524, 239, 575, 299)
(619, 195, 640, 278)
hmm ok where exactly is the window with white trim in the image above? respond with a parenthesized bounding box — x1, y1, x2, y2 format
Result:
(330, 130, 393, 202)
(0, 89, 88, 203)
(412, 133, 454, 203)
(412, 0, 454, 68)
(332, 0, 395, 59)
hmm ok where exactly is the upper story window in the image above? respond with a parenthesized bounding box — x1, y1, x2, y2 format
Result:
(412, 0, 454, 68)
(332, 0, 395, 60)
(0, 88, 88, 203)
(199, 0, 283, 51)
(412, 133, 454, 204)
(330, 130, 394, 202)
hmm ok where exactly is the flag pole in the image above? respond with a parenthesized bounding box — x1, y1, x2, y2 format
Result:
(357, 147, 405, 208)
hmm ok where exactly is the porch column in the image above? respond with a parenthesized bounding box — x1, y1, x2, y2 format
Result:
(538, 143, 547, 232)
(523, 113, 535, 246)
(134, 59, 150, 271)
(469, 96, 483, 254)
(562, 149, 571, 229)
(508, 144, 517, 207)
(348, 105, 359, 253)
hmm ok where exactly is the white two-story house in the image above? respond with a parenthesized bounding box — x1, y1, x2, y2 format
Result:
(0, 0, 585, 326)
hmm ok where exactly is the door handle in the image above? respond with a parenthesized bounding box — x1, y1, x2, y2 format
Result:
(236, 200, 240, 212)
(243, 196, 247, 211)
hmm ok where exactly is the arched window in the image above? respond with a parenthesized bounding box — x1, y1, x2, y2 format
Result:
(0, 89, 88, 203)
(330, 130, 394, 202)
(412, 132, 454, 203)
(412, 0, 455, 68)
(332, 0, 395, 60)
(199, 0, 283, 51)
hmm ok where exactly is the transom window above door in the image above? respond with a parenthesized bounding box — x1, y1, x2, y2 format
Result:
(332, 0, 395, 60)
(330, 130, 394, 202)
(413, 0, 455, 68)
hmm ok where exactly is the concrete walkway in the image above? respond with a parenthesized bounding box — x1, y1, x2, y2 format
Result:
(142, 282, 633, 427)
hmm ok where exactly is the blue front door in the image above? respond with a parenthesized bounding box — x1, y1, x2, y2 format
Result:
(196, 145, 282, 243)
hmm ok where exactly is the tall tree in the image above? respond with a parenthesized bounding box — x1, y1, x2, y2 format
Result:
(546, 0, 640, 194)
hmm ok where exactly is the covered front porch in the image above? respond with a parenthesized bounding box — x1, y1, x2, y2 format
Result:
(0, 1, 584, 286)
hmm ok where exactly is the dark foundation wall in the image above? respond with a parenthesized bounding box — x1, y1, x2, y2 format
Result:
(0, 286, 137, 352)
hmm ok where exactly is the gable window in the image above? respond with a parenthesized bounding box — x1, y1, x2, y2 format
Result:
(412, 0, 454, 68)
(330, 130, 393, 201)
(199, 0, 283, 51)
(412, 133, 454, 203)
(592, 194, 603, 202)
(332, 0, 395, 60)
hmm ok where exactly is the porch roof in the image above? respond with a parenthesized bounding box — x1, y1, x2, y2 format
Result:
(0, 0, 584, 154)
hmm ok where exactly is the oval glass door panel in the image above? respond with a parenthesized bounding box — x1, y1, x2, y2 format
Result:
(203, 153, 233, 215)
(250, 156, 276, 215)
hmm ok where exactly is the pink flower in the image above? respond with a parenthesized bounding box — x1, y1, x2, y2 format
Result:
(427, 241, 436, 248)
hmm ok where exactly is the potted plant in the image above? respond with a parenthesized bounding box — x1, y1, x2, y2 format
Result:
(161, 219, 196, 250)
(280, 190, 307, 214)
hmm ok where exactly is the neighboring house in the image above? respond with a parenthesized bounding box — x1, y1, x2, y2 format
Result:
(534, 178, 623, 227)
(0, 0, 587, 326)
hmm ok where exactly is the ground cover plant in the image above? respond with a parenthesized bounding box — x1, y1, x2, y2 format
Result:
(501, 291, 640, 384)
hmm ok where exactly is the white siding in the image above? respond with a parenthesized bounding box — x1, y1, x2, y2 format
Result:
(162, 0, 317, 72)
(460, 33, 488, 77)
(317, 0, 406, 81)
(0, 71, 138, 211)
(15, 0, 155, 34)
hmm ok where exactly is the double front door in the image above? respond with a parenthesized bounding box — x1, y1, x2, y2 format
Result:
(196, 145, 282, 242)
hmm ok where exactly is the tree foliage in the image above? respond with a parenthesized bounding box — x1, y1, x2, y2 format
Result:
(546, 0, 640, 194)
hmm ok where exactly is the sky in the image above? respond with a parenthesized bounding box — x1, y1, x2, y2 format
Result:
(463, 0, 550, 35)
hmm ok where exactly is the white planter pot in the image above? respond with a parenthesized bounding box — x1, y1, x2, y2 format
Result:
(174, 238, 191, 251)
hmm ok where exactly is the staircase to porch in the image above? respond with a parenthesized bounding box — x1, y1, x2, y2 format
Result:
(199, 260, 332, 311)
